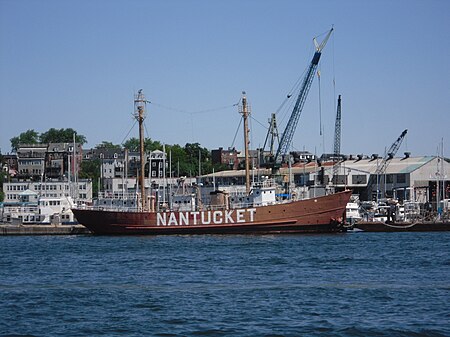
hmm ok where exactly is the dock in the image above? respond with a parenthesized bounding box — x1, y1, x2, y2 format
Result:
(0, 224, 91, 235)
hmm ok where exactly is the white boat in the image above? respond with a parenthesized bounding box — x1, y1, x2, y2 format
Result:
(345, 201, 362, 225)
(1, 189, 77, 225)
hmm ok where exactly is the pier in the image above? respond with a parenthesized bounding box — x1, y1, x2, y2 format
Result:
(0, 224, 90, 235)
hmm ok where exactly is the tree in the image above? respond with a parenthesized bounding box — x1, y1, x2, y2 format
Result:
(96, 141, 122, 150)
(145, 139, 163, 152)
(122, 138, 139, 152)
(166, 144, 188, 177)
(183, 143, 212, 176)
(10, 128, 87, 153)
(10, 129, 39, 152)
(123, 137, 163, 152)
(40, 128, 87, 145)
(79, 159, 101, 197)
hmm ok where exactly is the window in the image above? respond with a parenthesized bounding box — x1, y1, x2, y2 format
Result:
(386, 174, 394, 183)
(334, 175, 347, 185)
(352, 175, 367, 185)
(396, 174, 406, 184)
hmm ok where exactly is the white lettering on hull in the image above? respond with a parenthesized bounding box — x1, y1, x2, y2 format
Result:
(156, 208, 257, 227)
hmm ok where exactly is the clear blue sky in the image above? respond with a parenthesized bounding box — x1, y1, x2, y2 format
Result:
(1, 0, 449, 158)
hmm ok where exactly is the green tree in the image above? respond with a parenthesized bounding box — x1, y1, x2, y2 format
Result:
(96, 141, 122, 150)
(40, 128, 87, 145)
(122, 138, 139, 152)
(10, 129, 40, 152)
(79, 159, 101, 197)
(123, 137, 163, 152)
(183, 143, 211, 176)
(145, 139, 163, 152)
(166, 144, 188, 177)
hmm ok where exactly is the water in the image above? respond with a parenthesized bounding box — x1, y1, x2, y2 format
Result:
(1, 232, 449, 337)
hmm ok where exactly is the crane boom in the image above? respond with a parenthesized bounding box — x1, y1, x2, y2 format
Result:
(333, 94, 342, 157)
(274, 28, 333, 166)
(371, 129, 408, 200)
(332, 95, 342, 180)
(375, 129, 408, 175)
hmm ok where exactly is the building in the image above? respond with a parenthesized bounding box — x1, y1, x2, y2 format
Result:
(3, 179, 93, 204)
(311, 155, 450, 203)
(148, 150, 166, 178)
(2, 154, 18, 177)
(45, 142, 82, 180)
(199, 154, 450, 205)
(83, 147, 127, 179)
(16, 144, 47, 180)
(211, 147, 240, 170)
(85, 147, 167, 180)
(292, 151, 316, 163)
(14, 143, 83, 181)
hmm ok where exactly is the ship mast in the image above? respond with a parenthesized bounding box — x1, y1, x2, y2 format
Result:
(239, 91, 251, 195)
(134, 89, 147, 211)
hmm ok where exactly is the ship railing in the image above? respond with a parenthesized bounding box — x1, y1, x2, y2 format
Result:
(252, 179, 276, 189)
(77, 204, 139, 212)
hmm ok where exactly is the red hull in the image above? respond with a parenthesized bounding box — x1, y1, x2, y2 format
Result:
(73, 190, 352, 235)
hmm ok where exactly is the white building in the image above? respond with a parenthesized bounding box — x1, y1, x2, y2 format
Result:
(3, 180, 93, 204)
(311, 155, 450, 203)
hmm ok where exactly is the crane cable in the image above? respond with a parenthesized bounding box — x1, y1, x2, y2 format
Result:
(318, 69, 322, 137)
(149, 101, 238, 115)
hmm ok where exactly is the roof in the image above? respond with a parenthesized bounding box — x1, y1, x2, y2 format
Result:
(199, 156, 439, 178)
(18, 189, 38, 196)
(201, 168, 272, 178)
(337, 156, 435, 175)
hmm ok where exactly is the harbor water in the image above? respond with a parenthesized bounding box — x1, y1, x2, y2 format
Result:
(1, 232, 449, 336)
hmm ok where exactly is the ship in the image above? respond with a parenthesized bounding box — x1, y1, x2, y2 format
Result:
(73, 189, 352, 235)
(72, 89, 352, 235)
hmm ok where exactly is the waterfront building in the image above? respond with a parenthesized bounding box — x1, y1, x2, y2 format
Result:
(199, 155, 450, 204)
(3, 180, 93, 204)
(311, 155, 450, 203)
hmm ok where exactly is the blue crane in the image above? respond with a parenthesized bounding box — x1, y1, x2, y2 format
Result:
(332, 94, 342, 182)
(371, 129, 408, 201)
(273, 28, 333, 169)
(376, 129, 408, 176)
